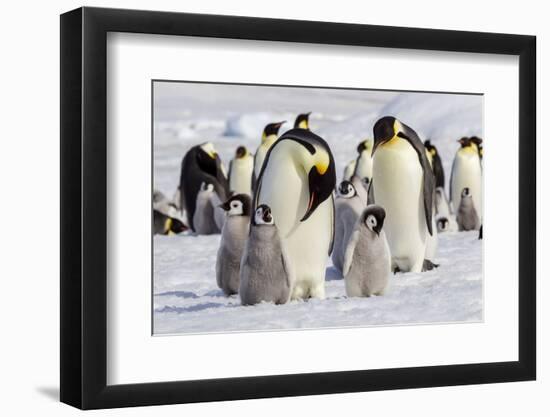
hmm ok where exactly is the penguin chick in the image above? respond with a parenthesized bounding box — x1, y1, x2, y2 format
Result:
(193, 182, 221, 235)
(332, 180, 365, 272)
(153, 209, 187, 235)
(456, 187, 481, 231)
(216, 194, 252, 296)
(343, 205, 391, 297)
(239, 205, 294, 306)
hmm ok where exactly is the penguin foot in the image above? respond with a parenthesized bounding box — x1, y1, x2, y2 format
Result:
(393, 266, 401, 274)
(422, 259, 440, 272)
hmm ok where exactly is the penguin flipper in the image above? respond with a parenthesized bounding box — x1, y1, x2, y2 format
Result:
(342, 229, 360, 276)
(328, 194, 335, 256)
(401, 124, 435, 236)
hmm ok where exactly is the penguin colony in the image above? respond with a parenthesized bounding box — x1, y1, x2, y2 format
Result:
(157, 111, 483, 305)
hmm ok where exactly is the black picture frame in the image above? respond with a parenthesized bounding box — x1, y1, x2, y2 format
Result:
(60, 6, 536, 410)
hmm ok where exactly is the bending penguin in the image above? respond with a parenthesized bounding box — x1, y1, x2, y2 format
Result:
(239, 205, 294, 305)
(228, 146, 254, 195)
(254, 128, 336, 299)
(294, 112, 311, 130)
(371, 116, 436, 273)
(424, 140, 445, 189)
(216, 194, 252, 296)
(456, 187, 481, 231)
(253, 122, 285, 187)
(179, 142, 229, 232)
(343, 205, 391, 297)
(450, 136, 483, 216)
(353, 139, 374, 183)
(332, 180, 365, 273)
(153, 210, 187, 235)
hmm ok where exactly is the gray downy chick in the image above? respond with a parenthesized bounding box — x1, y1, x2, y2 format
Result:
(193, 182, 221, 235)
(332, 180, 365, 272)
(239, 204, 294, 306)
(456, 187, 481, 231)
(215, 194, 251, 296)
(343, 205, 391, 297)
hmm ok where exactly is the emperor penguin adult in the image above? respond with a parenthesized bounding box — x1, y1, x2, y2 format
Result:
(255, 128, 336, 299)
(343, 205, 391, 297)
(179, 142, 229, 232)
(353, 139, 374, 182)
(253, 121, 285, 185)
(294, 112, 311, 130)
(216, 194, 252, 296)
(424, 140, 445, 189)
(153, 210, 187, 235)
(449, 136, 483, 215)
(371, 116, 435, 273)
(228, 146, 254, 195)
(332, 180, 365, 273)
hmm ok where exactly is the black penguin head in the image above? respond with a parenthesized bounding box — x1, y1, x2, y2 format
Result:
(220, 194, 252, 217)
(461, 187, 471, 198)
(362, 205, 386, 236)
(424, 139, 437, 157)
(356, 140, 372, 154)
(338, 180, 356, 198)
(196, 142, 221, 178)
(235, 146, 248, 159)
(372, 116, 404, 155)
(262, 121, 286, 141)
(253, 204, 274, 226)
(437, 217, 449, 232)
(162, 215, 187, 235)
(294, 112, 311, 130)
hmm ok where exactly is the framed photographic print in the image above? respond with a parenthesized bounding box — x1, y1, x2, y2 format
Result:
(60, 6, 536, 410)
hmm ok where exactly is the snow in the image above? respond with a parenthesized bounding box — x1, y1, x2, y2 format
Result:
(152, 81, 483, 335)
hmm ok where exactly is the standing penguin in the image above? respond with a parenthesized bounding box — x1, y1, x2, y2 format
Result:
(353, 139, 374, 182)
(450, 136, 483, 215)
(193, 182, 221, 235)
(294, 112, 311, 130)
(332, 180, 365, 272)
(239, 205, 294, 305)
(371, 116, 435, 273)
(456, 187, 481, 231)
(343, 159, 357, 181)
(424, 140, 445, 189)
(179, 142, 229, 232)
(255, 128, 336, 299)
(228, 146, 254, 195)
(434, 186, 452, 217)
(343, 205, 391, 297)
(216, 194, 252, 296)
(253, 122, 285, 186)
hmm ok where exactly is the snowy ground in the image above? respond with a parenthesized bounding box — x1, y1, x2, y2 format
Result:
(153, 81, 483, 335)
(154, 231, 482, 334)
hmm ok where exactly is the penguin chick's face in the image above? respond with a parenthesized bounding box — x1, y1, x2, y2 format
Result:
(235, 146, 248, 159)
(437, 217, 449, 232)
(372, 116, 414, 155)
(362, 205, 386, 236)
(294, 112, 311, 130)
(220, 194, 252, 217)
(461, 187, 471, 198)
(200, 182, 214, 192)
(338, 180, 356, 198)
(253, 204, 274, 226)
(262, 122, 285, 143)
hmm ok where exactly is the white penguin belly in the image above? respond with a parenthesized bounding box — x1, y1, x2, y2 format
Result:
(373, 141, 427, 272)
(451, 153, 482, 217)
(258, 151, 331, 299)
(230, 158, 253, 195)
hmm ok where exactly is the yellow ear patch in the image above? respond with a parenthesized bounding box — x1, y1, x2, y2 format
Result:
(163, 218, 173, 234)
(298, 120, 309, 129)
(314, 150, 330, 175)
(429, 148, 436, 156)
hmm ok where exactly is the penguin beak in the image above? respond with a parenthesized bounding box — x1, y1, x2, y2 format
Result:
(219, 201, 231, 211)
(301, 162, 336, 221)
